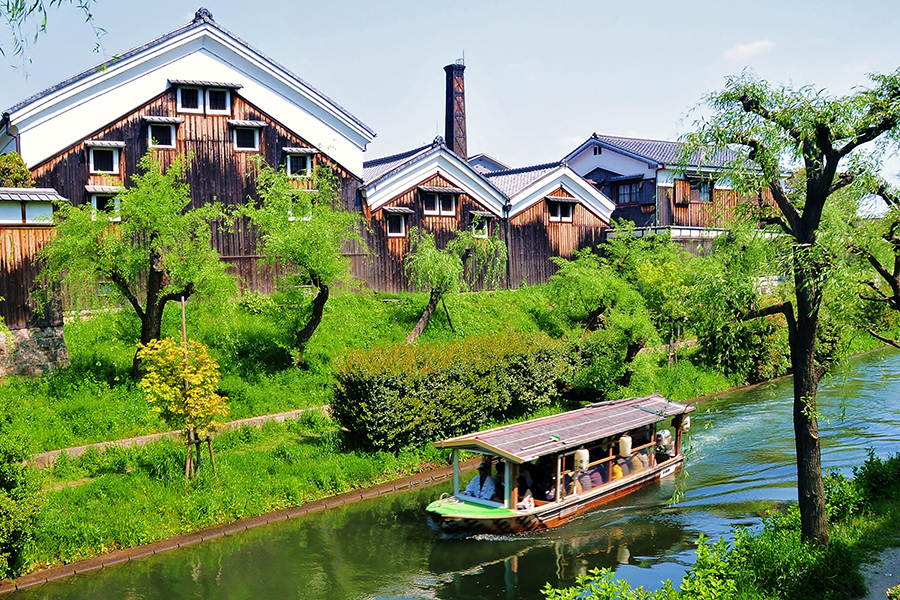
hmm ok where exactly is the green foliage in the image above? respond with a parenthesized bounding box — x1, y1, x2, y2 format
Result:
(1, 0, 101, 58)
(37, 151, 235, 355)
(0, 152, 32, 187)
(823, 470, 865, 523)
(332, 332, 570, 451)
(405, 227, 464, 296)
(0, 433, 41, 579)
(137, 338, 229, 438)
(852, 449, 900, 502)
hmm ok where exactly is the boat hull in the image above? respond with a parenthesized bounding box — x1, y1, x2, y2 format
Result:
(427, 456, 684, 535)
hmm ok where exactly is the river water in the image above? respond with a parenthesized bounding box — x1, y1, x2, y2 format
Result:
(14, 349, 900, 600)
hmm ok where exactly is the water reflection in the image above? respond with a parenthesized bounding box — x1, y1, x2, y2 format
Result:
(13, 349, 900, 600)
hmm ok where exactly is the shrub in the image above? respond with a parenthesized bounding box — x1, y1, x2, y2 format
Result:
(332, 332, 569, 452)
(823, 469, 865, 522)
(853, 449, 900, 502)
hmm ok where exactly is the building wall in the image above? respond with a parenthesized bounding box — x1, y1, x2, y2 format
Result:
(365, 173, 505, 293)
(507, 187, 608, 288)
(0, 226, 58, 330)
(29, 88, 362, 293)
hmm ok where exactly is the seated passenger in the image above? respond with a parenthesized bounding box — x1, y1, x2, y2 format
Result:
(492, 460, 506, 502)
(464, 461, 496, 500)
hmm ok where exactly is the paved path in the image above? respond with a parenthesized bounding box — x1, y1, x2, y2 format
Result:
(27, 406, 329, 469)
(859, 546, 900, 599)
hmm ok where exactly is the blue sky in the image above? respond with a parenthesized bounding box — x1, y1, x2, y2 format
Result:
(2, 0, 899, 171)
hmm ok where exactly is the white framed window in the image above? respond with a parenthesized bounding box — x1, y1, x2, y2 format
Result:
(205, 88, 231, 115)
(287, 154, 311, 178)
(233, 127, 260, 151)
(25, 202, 53, 223)
(89, 147, 120, 174)
(548, 200, 573, 223)
(177, 87, 203, 113)
(91, 194, 121, 222)
(148, 123, 176, 148)
(386, 213, 407, 237)
(472, 217, 489, 238)
(423, 192, 456, 216)
(617, 182, 640, 204)
(0, 201, 22, 223)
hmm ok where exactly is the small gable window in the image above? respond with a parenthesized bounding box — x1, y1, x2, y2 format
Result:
(423, 192, 456, 216)
(387, 213, 406, 237)
(206, 89, 231, 114)
(91, 194, 121, 222)
(89, 148, 119, 174)
(148, 124, 175, 148)
(177, 87, 203, 113)
(548, 200, 573, 223)
(470, 214, 490, 238)
(287, 154, 311, 178)
(234, 128, 259, 151)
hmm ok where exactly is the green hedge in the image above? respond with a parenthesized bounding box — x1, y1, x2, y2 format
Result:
(332, 332, 570, 451)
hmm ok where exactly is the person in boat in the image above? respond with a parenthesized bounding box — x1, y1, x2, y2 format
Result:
(516, 474, 534, 509)
(492, 460, 505, 502)
(463, 460, 496, 500)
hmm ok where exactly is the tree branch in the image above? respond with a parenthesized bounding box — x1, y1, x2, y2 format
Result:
(735, 133, 801, 236)
(738, 94, 803, 143)
(742, 301, 797, 341)
(828, 171, 858, 196)
(863, 327, 900, 350)
(159, 282, 196, 307)
(109, 273, 145, 320)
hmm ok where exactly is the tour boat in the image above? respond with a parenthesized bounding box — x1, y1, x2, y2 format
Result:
(425, 394, 694, 535)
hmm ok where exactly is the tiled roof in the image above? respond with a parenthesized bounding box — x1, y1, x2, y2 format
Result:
(481, 161, 564, 197)
(167, 79, 243, 89)
(362, 140, 439, 184)
(0, 187, 67, 202)
(4, 8, 374, 138)
(588, 134, 738, 169)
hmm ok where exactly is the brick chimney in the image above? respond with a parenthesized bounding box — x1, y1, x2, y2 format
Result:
(444, 60, 467, 160)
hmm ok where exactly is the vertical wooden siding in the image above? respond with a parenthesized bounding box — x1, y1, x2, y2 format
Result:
(0, 226, 58, 329)
(30, 89, 363, 294)
(672, 180, 743, 228)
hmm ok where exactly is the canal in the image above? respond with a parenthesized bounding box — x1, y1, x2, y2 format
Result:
(13, 348, 900, 599)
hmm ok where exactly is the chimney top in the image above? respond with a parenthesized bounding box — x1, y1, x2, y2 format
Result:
(444, 61, 467, 160)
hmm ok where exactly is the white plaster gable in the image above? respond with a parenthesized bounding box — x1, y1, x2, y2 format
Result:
(506, 166, 616, 223)
(566, 144, 658, 181)
(365, 148, 507, 217)
(2, 20, 374, 179)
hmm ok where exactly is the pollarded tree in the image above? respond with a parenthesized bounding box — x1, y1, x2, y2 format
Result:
(37, 151, 235, 377)
(403, 222, 507, 344)
(242, 158, 363, 365)
(685, 69, 900, 545)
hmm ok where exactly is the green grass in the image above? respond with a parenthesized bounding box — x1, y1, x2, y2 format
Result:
(29, 410, 448, 569)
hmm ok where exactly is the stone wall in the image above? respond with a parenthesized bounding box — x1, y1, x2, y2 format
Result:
(0, 325, 69, 377)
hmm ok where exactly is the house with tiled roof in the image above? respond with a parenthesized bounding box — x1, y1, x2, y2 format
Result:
(360, 63, 615, 291)
(1, 7, 375, 292)
(565, 133, 754, 241)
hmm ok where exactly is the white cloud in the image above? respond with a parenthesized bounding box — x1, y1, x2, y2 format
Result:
(723, 40, 776, 62)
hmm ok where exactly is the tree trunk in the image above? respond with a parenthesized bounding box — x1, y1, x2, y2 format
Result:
(667, 323, 676, 367)
(406, 289, 442, 344)
(294, 283, 329, 365)
(617, 336, 647, 388)
(131, 260, 166, 378)
(791, 260, 829, 546)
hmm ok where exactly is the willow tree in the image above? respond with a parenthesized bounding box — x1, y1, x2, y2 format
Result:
(685, 69, 900, 545)
(404, 221, 507, 344)
(243, 159, 363, 365)
(37, 151, 234, 377)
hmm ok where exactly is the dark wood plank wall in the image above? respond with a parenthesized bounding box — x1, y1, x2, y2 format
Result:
(0, 226, 59, 329)
(507, 187, 608, 288)
(365, 173, 507, 293)
(30, 88, 363, 294)
(672, 180, 742, 228)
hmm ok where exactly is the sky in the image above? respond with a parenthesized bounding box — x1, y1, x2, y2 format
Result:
(2, 0, 900, 171)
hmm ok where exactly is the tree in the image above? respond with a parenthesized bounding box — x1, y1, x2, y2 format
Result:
(137, 336, 228, 478)
(1, 0, 102, 58)
(549, 248, 656, 398)
(37, 151, 235, 377)
(403, 221, 507, 344)
(0, 152, 32, 187)
(242, 158, 363, 365)
(685, 69, 900, 545)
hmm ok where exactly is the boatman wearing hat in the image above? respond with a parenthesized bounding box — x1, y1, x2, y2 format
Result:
(464, 459, 497, 500)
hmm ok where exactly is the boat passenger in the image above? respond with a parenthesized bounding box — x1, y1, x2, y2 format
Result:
(464, 461, 496, 500)
(492, 460, 505, 502)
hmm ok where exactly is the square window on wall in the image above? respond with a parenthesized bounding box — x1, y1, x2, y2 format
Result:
(148, 124, 175, 148)
(548, 200, 573, 222)
(90, 148, 119, 174)
(387, 213, 407, 237)
(177, 87, 203, 113)
(234, 128, 259, 151)
(91, 194, 121, 221)
(287, 154, 311, 178)
(206, 89, 230, 114)
(423, 193, 438, 215)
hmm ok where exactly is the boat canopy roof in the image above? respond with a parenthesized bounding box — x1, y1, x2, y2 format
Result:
(434, 394, 694, 463)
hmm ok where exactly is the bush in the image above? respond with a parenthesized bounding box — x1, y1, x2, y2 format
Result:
(853, 449, 900, 502)
(823, 470, 865, 522)
(332, 332, 569, 452)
